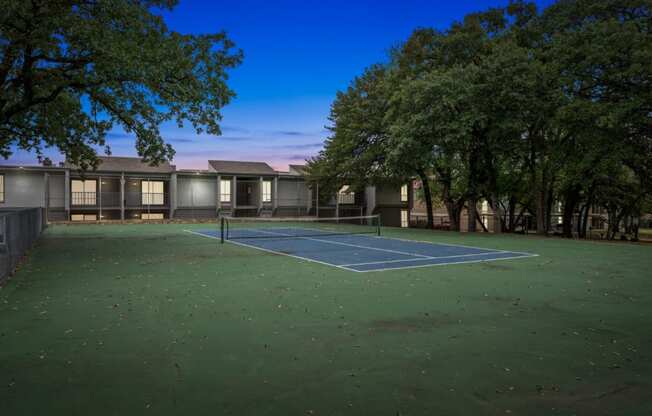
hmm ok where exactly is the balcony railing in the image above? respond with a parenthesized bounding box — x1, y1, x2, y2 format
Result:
(69, 192, 168, 208)
(126, 192, 167, 208)
(71, 192, 97, 206)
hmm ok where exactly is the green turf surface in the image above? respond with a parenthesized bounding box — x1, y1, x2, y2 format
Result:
(1, 223, 651, 415)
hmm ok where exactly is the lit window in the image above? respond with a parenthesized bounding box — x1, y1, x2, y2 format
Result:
(400, 184, 408, 202)
(338, 185, 355, 204)
(141, 213, 164, 220)
(71, 179, 97, 205)
(557, 202, 563, 224)
(0, 174, 4, 202)
(262, 181, 272, 203)
(220, 179, 231, 202)
(400, 209, 409, 228)
(71, 214, 97, 221)
(142, 180, 164, 205)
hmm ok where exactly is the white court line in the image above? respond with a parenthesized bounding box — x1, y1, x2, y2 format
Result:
(367, 233, 537, 256)
(183, 229, 360, 273)
(240, 228, 432, 259)
(293, 226, 535, 257)
(351, 253, 540, 273)
(339, 250, 523, 267)
(185, 229, 540, 273)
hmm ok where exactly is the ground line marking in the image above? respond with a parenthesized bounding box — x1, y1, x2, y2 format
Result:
(339, 251, 524, 267)
(231, 228, 432, 259)
(185, 228, 540, 273)
(351, 254, 540, 272)
(183, 229, 361, 273)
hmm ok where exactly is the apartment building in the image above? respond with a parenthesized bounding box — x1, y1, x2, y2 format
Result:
(0, 156, 412, 226)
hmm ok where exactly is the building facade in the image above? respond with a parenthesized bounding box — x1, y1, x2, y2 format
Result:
(0, 157, 412, 227)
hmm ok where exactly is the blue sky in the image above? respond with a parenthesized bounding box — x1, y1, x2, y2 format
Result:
(8, 0, 554, 170)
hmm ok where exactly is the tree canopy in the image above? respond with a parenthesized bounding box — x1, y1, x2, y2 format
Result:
(0, 0, 242, 169)
(307, 0, 651, 239)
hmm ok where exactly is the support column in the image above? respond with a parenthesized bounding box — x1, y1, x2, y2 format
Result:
(216, 175, 221, 213)
(335, 192, 340, 218)
(120, 173, 125, 221)
(315, 182, 319, 218)
(232, 176, 237, 211)
(98, 176, 102, 221)
(170, 173, 177, 219)
(273, 177, 278, 212)
(64, 169, 70, 220)
(259, 176, 263, 211)
(44, 172, 49, 222)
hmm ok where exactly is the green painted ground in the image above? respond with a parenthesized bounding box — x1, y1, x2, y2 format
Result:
(1, 224, 651, 415)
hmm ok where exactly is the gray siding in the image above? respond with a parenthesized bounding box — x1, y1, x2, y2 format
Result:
(178, 176, 216, 207)
(277, 180, 308, 206)
(365, 186, 376, 216)
(48, 174, 65, 208)
(375, 185, 402, 205)
(1, 171, 45, 208)
(174, 208, 216, 219)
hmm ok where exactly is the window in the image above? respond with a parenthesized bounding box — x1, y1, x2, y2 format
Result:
(337, 185, 355, 204)
(220, 179, 231, 202)
(591, 216, 606, 230)
(71, 179, 96, 205)
(71, 214, 97, 221)
(262, 181, 272, 203)
(480, 200, 490, 228)
(400, 209, 409, 228)
(400, 184, 408, 203)
(0, 174, 4, 203)
(141, 213, 164, 220)
(556, 202, 563, 224)
(142, 180, 164, 205)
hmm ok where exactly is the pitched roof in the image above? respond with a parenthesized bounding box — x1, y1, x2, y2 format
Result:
(208, 160, 276, 175)
(66, 156, 175, 173)
(288, 164, 307, 175)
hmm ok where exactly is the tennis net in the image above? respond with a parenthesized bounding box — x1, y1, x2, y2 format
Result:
(220, 215, 381, 241)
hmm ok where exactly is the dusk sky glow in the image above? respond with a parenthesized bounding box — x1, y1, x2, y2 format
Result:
(8, 0, 554, 171)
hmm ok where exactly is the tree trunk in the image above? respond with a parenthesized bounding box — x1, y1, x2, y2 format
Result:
(488, 196, 504, 234)
(507, 195, 517, 233)
(417, 170, 435, 230)
(545, 183, 555, 234)
(467, 196, 477, 232)
(445, 201, 460, 231)
(535, 188, 547, 235)
(476, 209, 489, 233)
(436, 168, 460, 232)
(580, 186, 594, 239)
(561, 186, 580, 238)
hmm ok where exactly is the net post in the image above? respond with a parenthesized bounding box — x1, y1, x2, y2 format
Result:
(220, 216, 225, 243)
(377, 215, 381, 236)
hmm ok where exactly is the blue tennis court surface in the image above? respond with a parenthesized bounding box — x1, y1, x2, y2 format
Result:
(187, 228, 538, 272)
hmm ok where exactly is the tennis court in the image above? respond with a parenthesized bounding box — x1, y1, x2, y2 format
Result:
(188, 216, 538, 272)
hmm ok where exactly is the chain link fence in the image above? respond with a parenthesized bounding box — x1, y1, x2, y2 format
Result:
(0, 208, 46, 284)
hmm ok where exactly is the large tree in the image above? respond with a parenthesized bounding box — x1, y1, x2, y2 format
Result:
(0, 0, 242, 169)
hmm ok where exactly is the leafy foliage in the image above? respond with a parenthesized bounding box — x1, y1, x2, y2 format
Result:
(308, 0, 651, 238)
(0, 0, 242, 169)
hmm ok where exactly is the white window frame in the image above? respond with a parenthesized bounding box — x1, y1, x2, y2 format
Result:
(262, 180, 272, 203)
(142, 180, 164, 205)
(71, 214, 97, 221)
(220, 179, 231, 202)
(400, 209, 409, 228)
(71, 179, 97, 206)
(400, 184, 408, 203)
